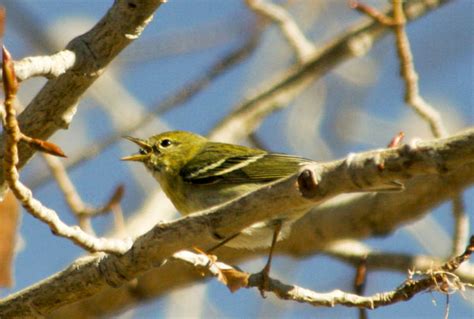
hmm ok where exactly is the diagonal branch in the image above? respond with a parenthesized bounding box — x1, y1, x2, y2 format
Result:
(245, 0, 315, 62)
(173, 238, 473, 309)
(0, 0, 166, 188)
(0, 129, 472, 317)
(47, 155, 474, 318)
(209, 0, 452, 143)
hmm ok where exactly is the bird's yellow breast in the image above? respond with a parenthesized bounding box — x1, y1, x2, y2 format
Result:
(152, 169, 259, 215)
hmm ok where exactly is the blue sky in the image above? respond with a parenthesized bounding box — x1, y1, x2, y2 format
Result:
(1, 1, 473, 318)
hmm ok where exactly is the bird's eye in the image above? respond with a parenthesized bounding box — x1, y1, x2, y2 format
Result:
(139, 148, 147, 155)
(160, 139, 172, 148)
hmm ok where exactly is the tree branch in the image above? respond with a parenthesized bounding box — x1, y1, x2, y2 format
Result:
(169, 239, 473, 309)
(0, 129, 472, 317)
(0, 0, 166, 188)
(209, 0, 452, 143)
(245, 0, 315, 62)
(2, 51, 76, 81)
(47, 154, 474, 318)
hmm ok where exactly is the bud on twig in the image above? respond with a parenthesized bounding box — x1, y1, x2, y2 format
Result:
(2, 46, 18, 96)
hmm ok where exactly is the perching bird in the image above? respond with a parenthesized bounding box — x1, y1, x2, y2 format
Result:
(122, 131, 312, 280)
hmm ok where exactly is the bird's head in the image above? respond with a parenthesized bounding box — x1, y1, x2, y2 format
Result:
(121, 131, 206, 175)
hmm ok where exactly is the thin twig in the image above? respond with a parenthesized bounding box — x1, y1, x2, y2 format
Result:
(325, 240, 474, 283)
(42, 154, 94, 234)
(354, 256, 368, 319)
(349, 0, 397, 26)
(451, 196, 469, 257)
(176, 236, 473, 309)
(392, 0, 447, 138)
(245, 0, 315, 62)
(444, 294, 450, 319)
(42, 154, 126, 235)
(354, 257, 368, 295)
(111, 203, 127, 237)
(250, 237, 474, 308)
(442, 235, 474, 272)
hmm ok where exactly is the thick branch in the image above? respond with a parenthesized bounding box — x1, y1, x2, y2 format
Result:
(0, 0, 165, 187)
(48, 145, 474, 318)
(0, 129, 472, 317)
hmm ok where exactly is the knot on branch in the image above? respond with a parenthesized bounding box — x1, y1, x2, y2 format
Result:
(297, 167, 319, 198)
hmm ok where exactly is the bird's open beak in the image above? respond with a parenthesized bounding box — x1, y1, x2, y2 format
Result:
(121, 154, 149, 162)
(121, 136, 151, 162)
(122, 136, 150, 149)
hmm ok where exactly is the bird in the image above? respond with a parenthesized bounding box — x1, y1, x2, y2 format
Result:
(122, 130, 312, 284)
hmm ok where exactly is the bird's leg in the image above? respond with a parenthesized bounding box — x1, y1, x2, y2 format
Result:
(207, 232, 241, 253)
(259, 220, 282, 297)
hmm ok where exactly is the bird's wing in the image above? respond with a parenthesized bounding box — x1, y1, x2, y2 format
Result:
(180, 143, 308, 185)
